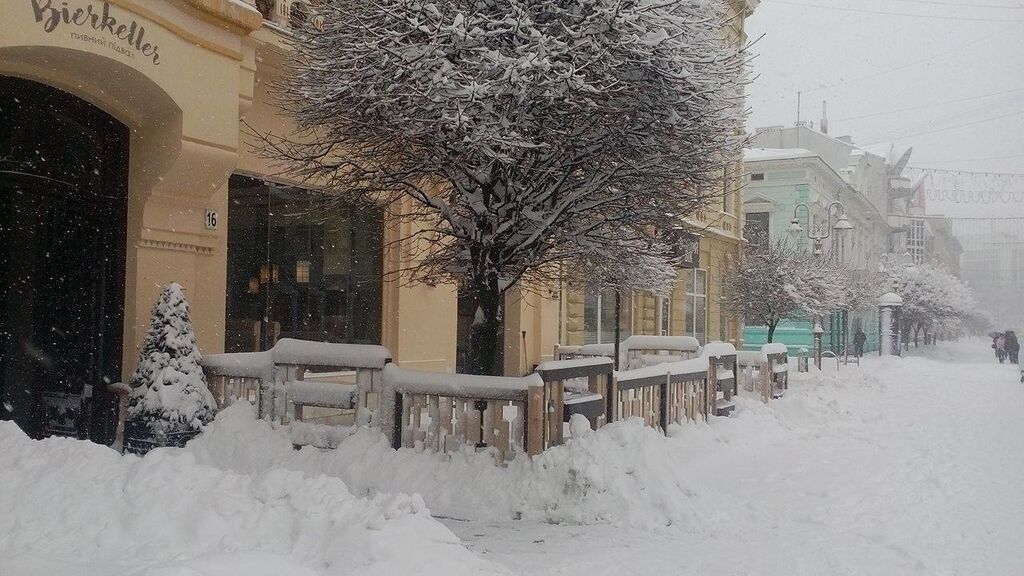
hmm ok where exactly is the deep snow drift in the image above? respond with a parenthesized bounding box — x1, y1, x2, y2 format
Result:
(2, 339, 1022, 576)
(0, 420, 502, 576)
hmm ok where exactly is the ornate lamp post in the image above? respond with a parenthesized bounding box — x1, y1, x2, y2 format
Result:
(787, 201, 853, 368)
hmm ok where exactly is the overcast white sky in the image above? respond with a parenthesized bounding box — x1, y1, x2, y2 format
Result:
(745, 0, 1024, 183)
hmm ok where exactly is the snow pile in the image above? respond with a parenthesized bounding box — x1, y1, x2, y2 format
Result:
(187, 404, 743, 530)
(0, 419, 503, 576)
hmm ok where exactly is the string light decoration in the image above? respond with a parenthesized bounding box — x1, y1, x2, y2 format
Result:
(907, 168, 1024, 204)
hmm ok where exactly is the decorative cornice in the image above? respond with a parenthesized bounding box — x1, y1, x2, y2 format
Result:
(182, 0, 264, 33)
(138, 238, 215, 255)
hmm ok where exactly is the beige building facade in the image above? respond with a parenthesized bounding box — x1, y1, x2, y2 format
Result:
(560, 0, 757, 350)
(0, 0, 556, 445)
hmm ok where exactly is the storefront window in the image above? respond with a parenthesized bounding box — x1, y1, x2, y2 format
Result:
(582, 288, 632, 345)
(684, 269, 708, 344)
(225, 175, 383, 352)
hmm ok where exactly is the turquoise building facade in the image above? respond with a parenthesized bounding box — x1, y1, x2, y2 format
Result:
(740, 130, 897, 354)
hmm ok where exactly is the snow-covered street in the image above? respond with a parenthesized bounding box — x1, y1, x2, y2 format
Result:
(447, 340, 1024, 575)
(2, 340, 1022, 576)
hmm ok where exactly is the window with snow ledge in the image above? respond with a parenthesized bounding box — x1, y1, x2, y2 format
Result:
(225, 174, 383, 352)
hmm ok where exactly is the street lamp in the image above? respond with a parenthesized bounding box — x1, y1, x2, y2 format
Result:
(790, 200, 854, 368)
(789, 201, 853, 256)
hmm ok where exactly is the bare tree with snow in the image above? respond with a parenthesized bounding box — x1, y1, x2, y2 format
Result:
(260, 0, 748, 374)
(724, 242, 846, 343)
(886, 263, 977, 347)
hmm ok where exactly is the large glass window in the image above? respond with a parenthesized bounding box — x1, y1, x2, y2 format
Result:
(684, 269, 708, 344)
(745, 211, 770, 249)
(582, 288, 632, 344)
(225, 175, 383, 352)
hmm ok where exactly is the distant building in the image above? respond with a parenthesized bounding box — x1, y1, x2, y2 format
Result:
(741, 124, 917, 353)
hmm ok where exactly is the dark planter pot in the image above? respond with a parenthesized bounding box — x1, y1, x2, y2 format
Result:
(123, 419, 199, 455)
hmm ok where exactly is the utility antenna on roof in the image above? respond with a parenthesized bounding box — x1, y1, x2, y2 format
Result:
(821, 101, 829, 135)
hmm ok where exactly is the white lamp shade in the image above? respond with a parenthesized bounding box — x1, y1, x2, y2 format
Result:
(833, 214, 853, 231)
(787, 219, 804, 236)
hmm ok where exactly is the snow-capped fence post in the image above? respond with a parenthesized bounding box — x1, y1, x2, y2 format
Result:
(762, 344, 789, 399)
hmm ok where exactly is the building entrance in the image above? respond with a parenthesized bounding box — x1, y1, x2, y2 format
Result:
(0, 76, 128, 444)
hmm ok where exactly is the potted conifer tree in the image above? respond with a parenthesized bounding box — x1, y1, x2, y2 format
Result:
(123, 282, 217, 454)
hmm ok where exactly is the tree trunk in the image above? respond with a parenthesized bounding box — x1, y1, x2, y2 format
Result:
(766, 321, 777, 343)
(467, 282, 503, 376)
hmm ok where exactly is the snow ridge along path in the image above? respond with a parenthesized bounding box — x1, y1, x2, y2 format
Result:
(1, 340, 1021, 575)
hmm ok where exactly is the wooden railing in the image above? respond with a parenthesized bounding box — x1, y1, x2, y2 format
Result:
(737, 344, 789, 403)
(623, 335, 701, 370)
(535, 357, 615, 430)
(202, 339, 391, 425)
(199, 338, 758, 462)
(614, 357, 713, 429)
(380, 366, 552, 462)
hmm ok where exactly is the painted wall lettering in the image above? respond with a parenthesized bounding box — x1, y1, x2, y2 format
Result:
(30, 0, 162, 65)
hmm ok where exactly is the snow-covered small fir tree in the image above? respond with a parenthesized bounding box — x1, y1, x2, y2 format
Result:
(124, 283, 216, 453)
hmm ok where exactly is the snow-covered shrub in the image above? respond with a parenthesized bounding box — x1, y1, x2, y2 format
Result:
(124, 283, 216, 454)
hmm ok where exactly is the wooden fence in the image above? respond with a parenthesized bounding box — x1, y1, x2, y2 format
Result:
(615, 357, 713, 428)
(379, 365, 550, 461)
(196, 338, 771, 462)
(202, 338, 391, 426)
(535, 357, 615, 430)
(737, 344, 789, 403)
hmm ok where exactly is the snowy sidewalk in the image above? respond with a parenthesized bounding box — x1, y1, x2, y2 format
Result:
(446, 340, 1024, 576)
(1, 340, 1021, 575)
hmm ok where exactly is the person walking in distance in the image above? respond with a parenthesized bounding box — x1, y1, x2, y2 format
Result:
(854, 329, 866, 358)
(996, 333, 1007, 363)
(1005, 330, 1019, 365)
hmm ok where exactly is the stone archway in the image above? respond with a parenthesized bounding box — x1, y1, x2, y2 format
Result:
(0, 75, 129, 444)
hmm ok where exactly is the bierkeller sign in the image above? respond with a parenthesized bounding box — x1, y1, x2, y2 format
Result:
(29, 0, 162, 65)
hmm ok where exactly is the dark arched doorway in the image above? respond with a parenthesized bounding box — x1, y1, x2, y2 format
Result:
(0, 76, 128, 445)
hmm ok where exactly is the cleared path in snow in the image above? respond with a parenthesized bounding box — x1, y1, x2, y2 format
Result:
(446, 339, 1024, 576)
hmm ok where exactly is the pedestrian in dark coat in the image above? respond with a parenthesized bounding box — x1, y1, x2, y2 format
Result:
(1005, 331, 1019, 364)
(854, 329, 867, 357)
